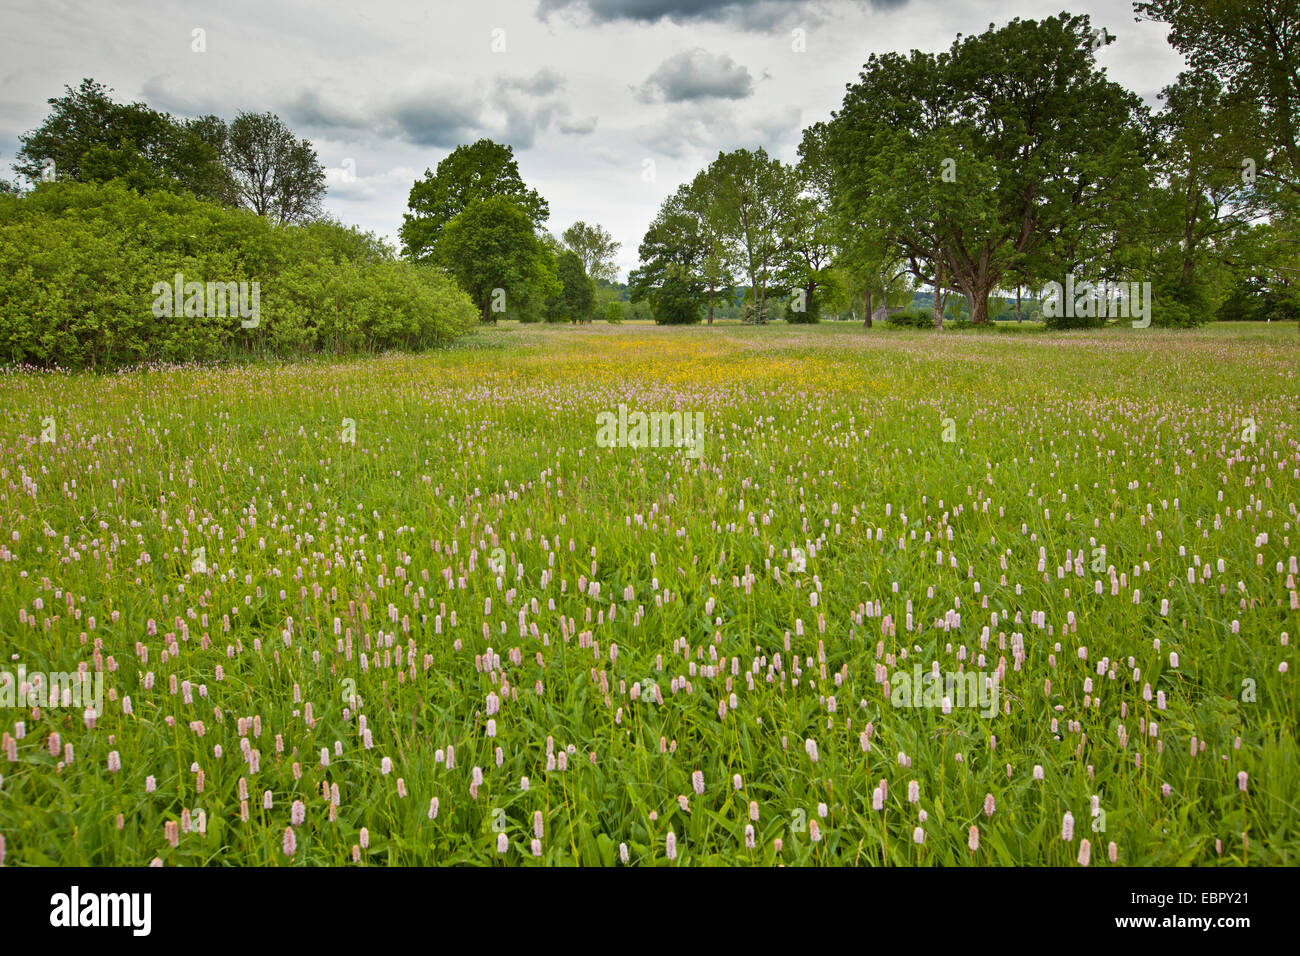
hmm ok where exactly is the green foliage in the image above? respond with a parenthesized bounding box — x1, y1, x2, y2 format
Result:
(224, 111, 327, 224)
(604, 300, 623, 324)
(817, 14, 1151, 324)
(1040, 311, 1109, 331)
(1136, 0, 1300, 201)
(887, 309, 938, 329)
(561, 221, 621, 284)
(434, 195, 558, 324)
(0, 181, 475, 368)
(630, 196, 707, 309)
(1151, 297, 1199, 328)
(14, 78, 234, 203)
(623, 298, 653, 322)
(708, 148, 800, 324)
(551, 249, 596, 324)
(1217, 278, 1300, 322)
(783, 295, 820, 323)
(402, 140, 548, 262)
(647, 265, 704, 325)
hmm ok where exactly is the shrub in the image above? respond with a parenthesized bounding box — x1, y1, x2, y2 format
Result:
(1041, 311, 1108, 330)
(886, 309, 936, 329)
(0, 180, 477, 368)
(648, 267, 705, 325)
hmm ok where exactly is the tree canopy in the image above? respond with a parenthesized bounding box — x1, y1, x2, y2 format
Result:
(401, 139, 548, 262)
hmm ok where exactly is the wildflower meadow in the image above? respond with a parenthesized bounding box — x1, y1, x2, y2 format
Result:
(0, 320, 1295, 867)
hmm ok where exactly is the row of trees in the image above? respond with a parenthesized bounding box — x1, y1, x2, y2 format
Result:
(627, 4, 1299, 328)
(4, 79, 328, 225)
(400, 139, 621, 324)
(14, 0, 1299, 334)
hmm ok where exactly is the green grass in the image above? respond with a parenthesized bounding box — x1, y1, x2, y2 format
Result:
(0, 320, 1296, 866)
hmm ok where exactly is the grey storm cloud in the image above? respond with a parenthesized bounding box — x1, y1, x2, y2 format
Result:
(284, 89, 377, 133)
(490, 69, 592, 147)
(538, 0, 909, 29)
(140, 68, 580, 152)
(636, 49, 753, 103)
(385, 95, 483, 147)
(139, 76, 223, 118)
(280, 70, 580, 150)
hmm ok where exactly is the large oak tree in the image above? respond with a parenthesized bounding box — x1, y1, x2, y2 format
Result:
(402, 139, 548, 262)
(819, 13, 1151, 325)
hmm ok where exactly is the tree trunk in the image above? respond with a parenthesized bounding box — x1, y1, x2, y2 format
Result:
(864, 286, 872, 328)
(1016, 284, 1022, 322)
(964, 283, 991, 325)
(707, 285, 715, 325)
(931, 260, 943, 329)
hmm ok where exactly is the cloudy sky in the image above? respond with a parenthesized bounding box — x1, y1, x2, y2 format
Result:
(1, 0, 1187, 279)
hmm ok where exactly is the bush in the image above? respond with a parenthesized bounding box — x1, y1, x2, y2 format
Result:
(783, 292, 821, 323)
(0, 181, 478, 368)
(886, 309, 936, 329)
(1150, 297, 1196, 329)
(1041, 311, 1107, 330)
(648, 268, 705, 325)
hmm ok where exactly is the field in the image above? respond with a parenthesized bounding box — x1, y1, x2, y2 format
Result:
(0, 321, 1297, 866)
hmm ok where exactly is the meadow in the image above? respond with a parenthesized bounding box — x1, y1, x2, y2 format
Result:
(0, 320, 1296, 866)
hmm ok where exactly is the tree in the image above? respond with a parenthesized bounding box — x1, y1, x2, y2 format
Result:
(629, 194, 710, 324)
(14, 78, 233, 201)
(1148, 71, 1267, 319)
(843, 240, 915, 327)
(819, 14, 1151, 325)
(647, 264, 706, 325)
(680, 166, 737, 325)
(708, 147, 800, 324)
(434, 196, 557, 323)
(224, 111, 326, 224)
(554, 249, 596, 323)
(402, 139, 548, 261)
(1136, 0, 1300, 199)
(561, 221, 621, 283)
(1217, 192, 1300, 323)
(777, 189, 836, 323)
(801, 121, 919, 327)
